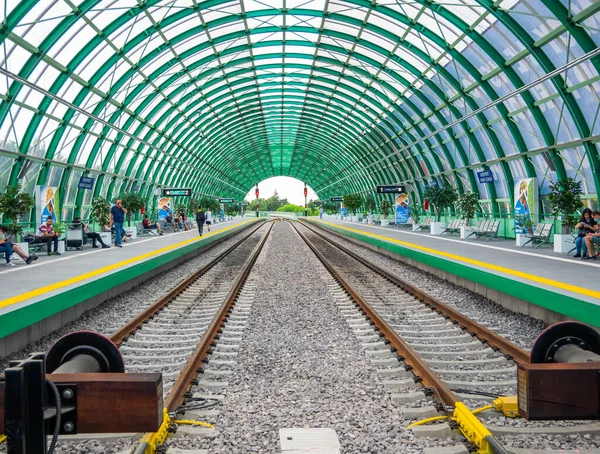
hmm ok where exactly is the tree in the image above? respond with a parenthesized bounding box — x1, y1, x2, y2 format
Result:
(364, 194, 376, 215)
(548, 178, 583, 232)
(379, 199, 392, 217)
(343, 193, 363, 216)
(456, 192, 479, 222)
(423, 184, 458, 221)
(119, 192, 145, 226)
(0, 184, 34, 238)
(277, 203, 305, 213)
(199, 197, 220, 213)
(188, 198, 200, 213)
(90, 197, 111, 232)
(322, 201, 339, 214)
(265, 190, 287, 211)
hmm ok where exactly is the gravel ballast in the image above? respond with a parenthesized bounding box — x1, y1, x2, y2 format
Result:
(170, 220, 456, 453)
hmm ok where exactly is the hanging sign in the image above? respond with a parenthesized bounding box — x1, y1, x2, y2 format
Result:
(477, 170, 494, 184)
(240, 203, 249, 207)
(78, 176, 95, 190)
(376, 185, 406, 194)
(219, 198, 234, 203)
(162, 188, 191, 197)
(330, 197, 343, 202)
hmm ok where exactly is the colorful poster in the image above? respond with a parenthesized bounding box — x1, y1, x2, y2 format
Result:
(395, 193, 410, 224)
(157, 197, 173, 220)
(514, 178, 538, 234)
(35, 185, 59, 225)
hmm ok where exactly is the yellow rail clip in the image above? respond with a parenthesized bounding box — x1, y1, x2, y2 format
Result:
(139, 408, 172, 454)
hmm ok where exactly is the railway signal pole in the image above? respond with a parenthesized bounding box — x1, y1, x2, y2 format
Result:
(304, 182, 308, 217)
(255, 184, 259, 218)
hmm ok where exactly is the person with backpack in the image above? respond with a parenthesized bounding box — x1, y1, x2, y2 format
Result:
(196, 207, 206, 236)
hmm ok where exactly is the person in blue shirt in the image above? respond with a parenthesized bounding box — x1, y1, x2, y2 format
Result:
(109, 199, 127, 248)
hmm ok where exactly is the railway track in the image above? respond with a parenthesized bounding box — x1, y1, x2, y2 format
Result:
(3, 219, 598, 454)
(292, 220, 600, 454)
(109, 220, 273, 453)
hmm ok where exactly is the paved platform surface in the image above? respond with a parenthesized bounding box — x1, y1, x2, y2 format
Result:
(1, 218, 253, 318)
(310, 217, 600, 325)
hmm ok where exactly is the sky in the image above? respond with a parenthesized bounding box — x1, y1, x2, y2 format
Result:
(244, 176, 318, 205)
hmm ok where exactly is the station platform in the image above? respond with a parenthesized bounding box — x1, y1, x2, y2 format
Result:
(308, 217, 600, 328)
(0, 217, 258, 357)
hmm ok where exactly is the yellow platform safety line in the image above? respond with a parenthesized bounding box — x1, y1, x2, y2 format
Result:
(316, 220, 600, 300)
(0, 434, 6, 444)
(139, 408, 215, 454)
(0, 220, 256, 310)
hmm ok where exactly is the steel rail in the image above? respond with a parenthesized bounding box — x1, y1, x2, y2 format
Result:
(292, 221, 510, 454)
(164, 221, 274, 410)
(132, 221, 274, 454)
(290, 221, 459, 406)
(301, 220, 530, 365)
(110, 220, 265, 345)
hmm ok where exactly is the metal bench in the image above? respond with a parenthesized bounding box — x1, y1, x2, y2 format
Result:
(467, 220, 501, 241)
(137, 221, 157, 237)
(522, 223, 554, 249)
(441, 219, 466, 236)
(414, 216, 434, 231)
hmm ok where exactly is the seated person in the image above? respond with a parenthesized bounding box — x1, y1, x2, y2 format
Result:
(143, 215, 163, 235)
(72, 217, 110, 248)
(35, 218, 62, 255)
(173, 214, 181, 232)
(0, 225, 38, 266)
(178, 211, 190, 231)
(583, 211, 600, 260)
(164, 215, 174, 229)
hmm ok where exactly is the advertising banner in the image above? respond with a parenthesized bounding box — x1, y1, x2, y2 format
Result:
(35, 185, 60, 225)
(514, 178, 538, 234)
(395, 193, 410, 224)
(78, 176, 95, 190)
(157, 197, 173, 220)
(477, 170, 494, 184)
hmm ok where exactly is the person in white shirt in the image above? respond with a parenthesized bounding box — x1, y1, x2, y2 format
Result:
(205, 209, 212, 232)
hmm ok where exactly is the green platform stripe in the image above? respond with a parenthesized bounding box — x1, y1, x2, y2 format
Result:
(309, 220, 600, 328)
(0, 220, 259, 340)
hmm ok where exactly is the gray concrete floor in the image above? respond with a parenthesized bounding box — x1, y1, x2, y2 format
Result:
(316, 217, 600, 306)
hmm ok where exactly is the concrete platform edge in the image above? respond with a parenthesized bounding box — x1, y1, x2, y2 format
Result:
(307, 219, 598, 328)
(0, 220, 260, 357)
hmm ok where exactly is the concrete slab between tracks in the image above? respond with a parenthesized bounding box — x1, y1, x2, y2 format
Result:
(0, 218, 260, 357)
(306, 218, 600, 328)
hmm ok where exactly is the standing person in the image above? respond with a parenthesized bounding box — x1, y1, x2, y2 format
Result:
(205, 208, 212, 232)
(35, 218, 62, 255)
(196, 207, 205, 236)
(319, 206, 324, 219)
(0, 226, 38, 266)
(110, 199, 127, 248)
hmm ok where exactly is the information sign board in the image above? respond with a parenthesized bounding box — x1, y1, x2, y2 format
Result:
(240, 203, 249, 207)
(376, 185, 405, 194)
(78, 176, 95, 190)
(477, 170, 494, 184)
(330, 197, 343, 202)
(219, 198, 234, 203)
(162, 188, 191, 197)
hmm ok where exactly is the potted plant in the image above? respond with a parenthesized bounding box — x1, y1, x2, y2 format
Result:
(548, 178, 583, 253)
(364, 194, 376, 223)
(90, 197, 112, 244)
(456, 192, 478, 238)
(379, 199, 392, 227)
(343, 193, 363, 222)
(0, 184, 34, 242)
(514, 214, 534, 247)
(422, 184, 458, 235)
